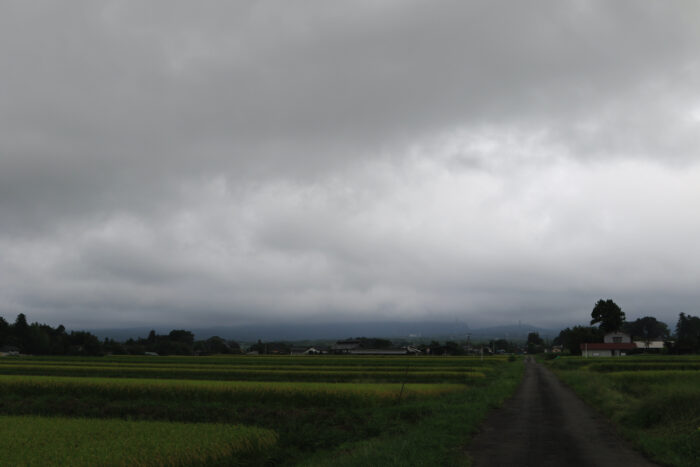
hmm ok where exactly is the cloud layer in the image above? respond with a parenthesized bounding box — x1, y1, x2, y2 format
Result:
(2, 1, 699, 330)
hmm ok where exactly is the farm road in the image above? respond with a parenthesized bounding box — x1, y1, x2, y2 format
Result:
(468, 357, 658, 467)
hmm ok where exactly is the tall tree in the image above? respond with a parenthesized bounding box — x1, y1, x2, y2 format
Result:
(590, 299, 625, 333)
(624, 316, 669, 341)
(526, 332, 545, 354)
(675, 313, 700, 354)
(0, 316, 9, 344)
(554, 326, 604, 355)
(12, 313, 30, 350)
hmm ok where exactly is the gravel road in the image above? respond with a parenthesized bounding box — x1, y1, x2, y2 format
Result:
(468, 357, 658, 467)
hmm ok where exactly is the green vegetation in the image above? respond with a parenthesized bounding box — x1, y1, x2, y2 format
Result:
(548, 356, 700, 467)
(0, 359, 487, 382)
(590, 298, 626, 333)
(0, 415, 276, 466)
(0, 354, 523, 466)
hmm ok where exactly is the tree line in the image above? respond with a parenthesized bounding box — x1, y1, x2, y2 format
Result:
(3, 304, 700, 357)
(0, 313, 240, 356)
(553, 299, 700, 354)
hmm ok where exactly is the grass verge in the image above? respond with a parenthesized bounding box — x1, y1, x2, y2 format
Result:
(548, 357, 700, 467)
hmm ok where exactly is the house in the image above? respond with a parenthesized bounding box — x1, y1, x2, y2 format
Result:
(632, 339, 667, 351)
(290, 346, 323, 355)
(331, 340, 361, 354)
(0, 345, 20, 357)
(580, 332, 636, 357)
(404, 346, 422, 355)
(347, 348, 410, 355)
(604, 331, 632, 344)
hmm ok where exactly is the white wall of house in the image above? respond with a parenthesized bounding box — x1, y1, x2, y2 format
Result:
(633, 340, 665, 349)
(583, 349, 613, 357)
(581, 348, 629, 357)
(603, 332, 631, 343)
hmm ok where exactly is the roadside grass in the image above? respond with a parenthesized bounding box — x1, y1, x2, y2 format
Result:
(548, 356, 700, 467)
(0, 415, 276, 466)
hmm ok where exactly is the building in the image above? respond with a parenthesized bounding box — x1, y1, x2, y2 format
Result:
(331, 340, 361, 354)
(0, 345, 20, 356)
(632, 339, 667, 351)
(290, 346, 323, 355)
(580, 332, 636, 357)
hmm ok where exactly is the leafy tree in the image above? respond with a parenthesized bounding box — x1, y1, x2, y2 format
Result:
(445, 341, 465, 355)
(168, 330, 194, 345)
(67, 331, 102, 356)
(147, 330, 157, 344)
(50, 325, 68, 354)
(13, 313, 30, 344)
(526, 332, 545, 354)
(123, 338, 146, 355)
(102, 338, 127, 355)
(623, 316, 670, 343)
(492, 338, 514, 353)
(155, 339, 192, 356)
(554, 326, 604, 355)
(355, 337, 393, 349)
(675, 313, 700, 354)
(590, 299, 626, 333)
(194, 336, 237, 355)
(25, 324, 51, 354)
(0, 316, 9, 344)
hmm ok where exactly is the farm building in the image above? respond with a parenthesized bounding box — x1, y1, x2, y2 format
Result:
(346, 348, 410, 355)
(632, 339, 666, 350)
(0, 345, 20, 356)
(290, 346, 324, 355)
(331, 340, 361, 354)
(580, 332, 636, 357)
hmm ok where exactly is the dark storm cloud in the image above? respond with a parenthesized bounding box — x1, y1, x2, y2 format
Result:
(1, 1, 699, 329)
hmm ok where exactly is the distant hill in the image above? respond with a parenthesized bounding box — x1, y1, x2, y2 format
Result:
(90, 321, 556, 343)
(465, 324, 557, 340)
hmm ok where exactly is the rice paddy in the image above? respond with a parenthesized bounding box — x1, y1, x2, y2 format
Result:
(0, 415, 276, 467)
(0, 353, 522, 466)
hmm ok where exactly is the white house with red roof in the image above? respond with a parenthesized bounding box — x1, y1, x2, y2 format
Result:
(580, 332, 637, 357)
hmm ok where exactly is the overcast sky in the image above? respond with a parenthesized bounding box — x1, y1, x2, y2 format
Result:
(1, 1, 699, 331)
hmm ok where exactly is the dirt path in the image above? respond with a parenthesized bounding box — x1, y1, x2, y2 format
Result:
(468, 357, 658, 467)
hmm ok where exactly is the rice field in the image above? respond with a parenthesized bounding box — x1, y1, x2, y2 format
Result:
(0, 353, 522, 466)
(548, 355, 700, 467)
(0, 361, 487, 382)
(0, 415, 276, 467)
(0, 374, 467, 405)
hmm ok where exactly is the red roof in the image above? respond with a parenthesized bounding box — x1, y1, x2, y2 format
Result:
(580, 343, 637, 350)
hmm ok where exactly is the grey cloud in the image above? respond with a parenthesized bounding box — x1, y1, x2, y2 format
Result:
(1, 1, 699, 331)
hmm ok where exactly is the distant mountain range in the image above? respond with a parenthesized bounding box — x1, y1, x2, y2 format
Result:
(90, 321, 557, 343)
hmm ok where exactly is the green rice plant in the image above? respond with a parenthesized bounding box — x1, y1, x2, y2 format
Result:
(6, 354, 509, 368)
(588, 362, 700, 372)
(606, 370, 700, 395)
(0, 359, 492, 373)
(0, 356, 522, 466)
(302, 357, 525, 467)
(0, 374, 467, 407)
(0, 415, 277, 466)
(0, 362, 485, 383)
